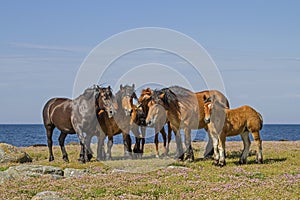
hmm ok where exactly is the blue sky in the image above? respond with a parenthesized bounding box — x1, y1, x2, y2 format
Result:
(0, 1, 299, 124)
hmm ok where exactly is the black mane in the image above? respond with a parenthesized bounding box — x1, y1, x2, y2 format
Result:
(152, 87, 180, 111)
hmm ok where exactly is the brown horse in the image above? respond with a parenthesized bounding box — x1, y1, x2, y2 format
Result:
(145, 86, 229, 161)
(42, 86, 115, 162)
(135, 88, 172, 158)
(96, 84, 139, 160)
(203, 95, 263, 166)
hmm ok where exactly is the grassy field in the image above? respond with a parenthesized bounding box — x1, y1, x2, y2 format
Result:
(0, 141, 299, 199)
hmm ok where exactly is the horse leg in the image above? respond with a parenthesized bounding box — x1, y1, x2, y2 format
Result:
(154, 132, 159, 158)
(160, 127, 167, 157)
(203, 128, 214, 159)
(84, 134, 93, 162)
(184, 127, 194, 162)
(58, 132, 69, 162)
(107, 136, 113, 160)
(132, 125, 142, 158)
(76, 130, 89, 163)
(46, 125, 55, 162)
(78, 141, 88, 163)
(218, 133, 226, 167)
(173, 126, 184, 161)
(239, 132, 251, 164)
(212, 135, 220, 165)
(251, 131, 263, 164)
(141, 126, 146, 156)
(167, 122, 172, 155)
(97, 133, 106, 161)
(122, 132, 132, 159)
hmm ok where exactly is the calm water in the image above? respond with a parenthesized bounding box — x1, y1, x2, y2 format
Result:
(0, 124, 299, 147)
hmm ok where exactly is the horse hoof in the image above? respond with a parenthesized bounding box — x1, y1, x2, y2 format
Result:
(49, 158, 54, 162)
(256, 159, 263, 164)
(134, 153, 143, 159)
(219, 161, 226, 167)
(87, 154, 93, 161)
(155, 155, 160, 158)
(239, 159, 247, 165)
(212, 160, 219, 166)
(78, 159, 86, 164)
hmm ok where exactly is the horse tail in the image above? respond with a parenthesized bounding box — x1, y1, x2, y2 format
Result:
(258, 112, 263, 130)
(42, 98, 57, 127)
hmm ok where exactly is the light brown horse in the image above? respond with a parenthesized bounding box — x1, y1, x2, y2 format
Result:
(42, 86, 115, 162)
(96, 84, 139, 160)
(136, 88, 172, 158)
(203, 95, 263, 166)
(145, 86, 229, 161)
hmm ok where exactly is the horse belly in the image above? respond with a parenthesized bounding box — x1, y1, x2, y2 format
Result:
(51, 107, 75, 133)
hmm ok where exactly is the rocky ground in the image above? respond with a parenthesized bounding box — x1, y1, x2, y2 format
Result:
(0, 141, 299, 199)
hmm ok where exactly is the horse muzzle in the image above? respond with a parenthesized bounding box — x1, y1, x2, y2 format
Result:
(204, 117, 210, 124)
(146, 120, 153, 127)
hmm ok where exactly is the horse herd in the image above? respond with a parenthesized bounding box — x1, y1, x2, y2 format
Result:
(42, 84, 263, 167)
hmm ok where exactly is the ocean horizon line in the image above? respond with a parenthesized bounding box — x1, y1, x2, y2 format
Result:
(0, 123, 300, 126)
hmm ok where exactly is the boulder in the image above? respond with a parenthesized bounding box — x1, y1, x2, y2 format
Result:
(64, 168, 88, 178)
(0, 143, 32, 163)
(0, 171, 13, 184)
(31, 191, 69, 200)
(6, 165, 64, 179)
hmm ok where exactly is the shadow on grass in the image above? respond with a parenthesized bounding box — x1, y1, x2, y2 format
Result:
(231, 157, 287, 166)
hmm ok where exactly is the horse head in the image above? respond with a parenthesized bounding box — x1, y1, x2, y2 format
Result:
(117, 84, 137, 116)
(96, 85, 117, 118)
(203, 95, 213, 124)
(145, 103, 167, 129)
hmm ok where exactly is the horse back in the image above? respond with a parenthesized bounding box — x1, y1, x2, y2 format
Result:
(43, 98, 75, 133)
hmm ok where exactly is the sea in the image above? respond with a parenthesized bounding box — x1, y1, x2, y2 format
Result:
(0, 124, 299, 147)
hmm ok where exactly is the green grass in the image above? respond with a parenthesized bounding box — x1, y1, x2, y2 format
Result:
(0, 141, 299, 199)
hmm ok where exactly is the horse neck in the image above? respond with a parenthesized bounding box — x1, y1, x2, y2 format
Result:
(164, 104, 179, 121)
(211, 104, 227, 121)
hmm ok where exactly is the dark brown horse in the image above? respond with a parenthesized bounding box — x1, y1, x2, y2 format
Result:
(96, 84, 139, 160)
(145, 86, 229, 161)
(42, 86, 115, 162)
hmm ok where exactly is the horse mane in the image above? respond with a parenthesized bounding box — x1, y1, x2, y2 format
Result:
(139, 88, 152, 102)
(75, 85, 97, 100)
(152, 87, 180, 112)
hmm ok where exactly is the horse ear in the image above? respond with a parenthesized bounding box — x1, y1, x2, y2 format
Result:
(203, 95, 211, 103)
(120, 84, 123, 90)
(132, 92, 137, 99)
(132, 83, 135, 89)
(108, 85, 111, 90)
(159, 93, 165, 100)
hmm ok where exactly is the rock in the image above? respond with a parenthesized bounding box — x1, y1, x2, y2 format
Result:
(31, 191, 69, 200)
(6, 165, 64, 179)
(167, 166, 191, 171)
(111, 169, 129, 173)
(0, 143, 32, 163)
(0, 171, 13, 184)
(64, 168, 88, 178)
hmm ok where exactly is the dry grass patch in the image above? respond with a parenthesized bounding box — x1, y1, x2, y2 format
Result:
(0, 141, 299, 199)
